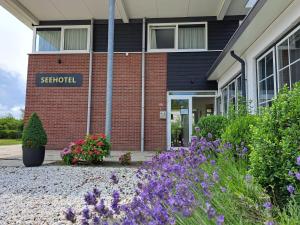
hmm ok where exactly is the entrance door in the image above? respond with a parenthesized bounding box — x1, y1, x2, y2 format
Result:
(170, 98, 191, 147)
(167, 92, 217, 149)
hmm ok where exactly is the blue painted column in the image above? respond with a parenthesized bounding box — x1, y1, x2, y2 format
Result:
(105, 0, 115, 138)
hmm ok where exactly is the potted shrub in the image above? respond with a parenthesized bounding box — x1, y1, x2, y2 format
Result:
(22, 112, 47, 167)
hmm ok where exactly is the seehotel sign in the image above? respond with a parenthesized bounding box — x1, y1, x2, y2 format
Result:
(36, 73, 83, 87)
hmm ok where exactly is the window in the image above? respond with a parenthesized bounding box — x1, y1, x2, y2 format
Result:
(276, 26, 300, 89)
(34, 26, 90, 53)
(221, 74, 244, 115)
(148, 23, 207, 52)
(257, 49, 276, 108)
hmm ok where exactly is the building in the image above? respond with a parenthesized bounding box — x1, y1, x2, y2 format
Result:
(1, 0, 298, 151)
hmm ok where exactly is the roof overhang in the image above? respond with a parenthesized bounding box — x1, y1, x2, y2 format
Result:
(207, 0, 297, 80)
(0, 0, 249, 28)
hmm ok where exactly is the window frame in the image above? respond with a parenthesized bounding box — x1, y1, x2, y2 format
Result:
(221, 74, 243, 116)
(33, 25, 91, 54)
(147, 22, 208, 52)
(256, 48, 277, 108)
(276, 25, 300, 89)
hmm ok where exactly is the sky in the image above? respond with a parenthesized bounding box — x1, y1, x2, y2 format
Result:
(0, 6, 32, 118)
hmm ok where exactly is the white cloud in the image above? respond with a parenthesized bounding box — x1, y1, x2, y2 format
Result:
(0, 103, 24, 119)
(0, 6, 32, 81)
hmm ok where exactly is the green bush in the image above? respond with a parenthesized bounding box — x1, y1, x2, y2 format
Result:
(0, 129, 22, 139)
(222, 114, 258, 157)
(197, 115, 228, 139)
(0, 116, 23, 139)
(22, 112, 47, 148)
(250, 83, 300, 207)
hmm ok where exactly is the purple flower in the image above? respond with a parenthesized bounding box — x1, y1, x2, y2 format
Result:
(297, 156, 300, 166)
(265, 221, 275, 225)
(217, 215, 225, 225)
(84, 191, 97, 205)
(263, 202, 272, 210)
(64, 208, 76, 222)
(93, 216, 100, 225)
(210, 160, 216, 165)
(245, 174, 253, 182)
(288, 171, 294, 176)
(111, 190, 120, 214)
(93, 188, 101, 198)
(82, 206, 90, 219)
(110, 173, 119, 184)
(81, 218, 89, 225)
(207, 133, 213, 139)
(95, 199, 109, 216)
(212, 171, 219, 182)
(287, 185, 295, 195)
(206, 202, 216, 219)
(220, 187, 227, 193)
(195, 127, 200, 133)
(295, 172, 300, 181)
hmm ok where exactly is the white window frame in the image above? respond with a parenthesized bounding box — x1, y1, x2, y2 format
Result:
(147, 22, 208, 53)
(221, 74, 243, 115)
(33, 25, 91, 54)
(276, 25, 300, 89)
(256, 48, 277, 108)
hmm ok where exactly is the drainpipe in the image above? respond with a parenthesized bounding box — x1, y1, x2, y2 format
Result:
(86, 19, 94, 135)
(105, 0, 115, 138)
(230, 50, 246, 98)
(141, 18, 146, 152)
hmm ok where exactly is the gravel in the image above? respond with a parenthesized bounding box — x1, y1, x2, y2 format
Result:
(0, 165, 138, 225)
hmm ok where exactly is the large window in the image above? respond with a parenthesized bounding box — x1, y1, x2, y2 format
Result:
(34, 26, 90, 53)
(148, 23, 207, 52)
(221, 74, 244, 115)
(257, 49, 276, 108)
(276, 26, 300, 89)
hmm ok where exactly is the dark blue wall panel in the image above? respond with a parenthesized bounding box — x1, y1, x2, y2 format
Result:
(93, 23, 142, 52)
(167, 52, 220, 91)
(208, 20, 240, 50)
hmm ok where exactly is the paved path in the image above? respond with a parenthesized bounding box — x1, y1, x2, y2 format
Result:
(0, 145, 156, 167)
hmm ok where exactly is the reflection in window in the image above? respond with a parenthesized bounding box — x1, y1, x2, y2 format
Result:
(277, 27, 300, 89)
(36, 28, 61, 52)
(257, 50, 275, 108)
(150, 27, 175, 49)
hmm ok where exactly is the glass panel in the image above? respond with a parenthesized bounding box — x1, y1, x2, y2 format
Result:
(277, 39, 289, 69)
(229, 82, 236, 108)
(266, 76, 275, 101)
(291, 60, 300, 86)
(178, 25, 205, 49)
(151, 28, 175, 49)
(258, 58, 266, 80)
(222, 88, 228, 115)
(266, 52, 274, 76)
(64, 28, 88, 50)
(259, 80, 266, 103)
(171, 99, 189, 147)
(278, 67, 290, 89)
(216, 97, 221, 115)
(36, 28, 61, 51)
(289, 29, 300, 64)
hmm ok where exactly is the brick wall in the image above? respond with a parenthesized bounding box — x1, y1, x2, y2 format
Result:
(25, 54, 89, 150)
(145, 53, 167, 151)
(25, 53, 167, 151)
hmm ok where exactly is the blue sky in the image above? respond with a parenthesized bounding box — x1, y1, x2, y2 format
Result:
(0, 6, 32, 118)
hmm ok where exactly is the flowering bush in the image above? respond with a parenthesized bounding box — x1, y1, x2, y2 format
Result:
(119, 152, 131, 165)
(250, 83, 300, 207)
(196, 115, 228, 139)
(63, 135, 275, 225)
(61, 133, 110, 165)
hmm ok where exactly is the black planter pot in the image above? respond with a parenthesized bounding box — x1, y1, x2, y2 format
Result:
(22, 146, 45, 167)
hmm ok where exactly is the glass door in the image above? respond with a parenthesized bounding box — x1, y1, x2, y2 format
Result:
(169, 97, 192, 148)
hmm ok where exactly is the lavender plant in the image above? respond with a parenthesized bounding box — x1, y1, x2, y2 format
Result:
(63, 135, 273, 225)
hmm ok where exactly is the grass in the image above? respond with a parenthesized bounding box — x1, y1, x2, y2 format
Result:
(0, 139, 22, 146)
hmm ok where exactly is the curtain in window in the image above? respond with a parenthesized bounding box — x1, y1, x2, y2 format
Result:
(178, 26, 205, 49)
(36, 30, 61, 51)
(151, 29, 157, 49)
(64, 28, 88, 50)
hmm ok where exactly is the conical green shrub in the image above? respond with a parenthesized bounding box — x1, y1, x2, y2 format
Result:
(22, 112, 47, 148)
